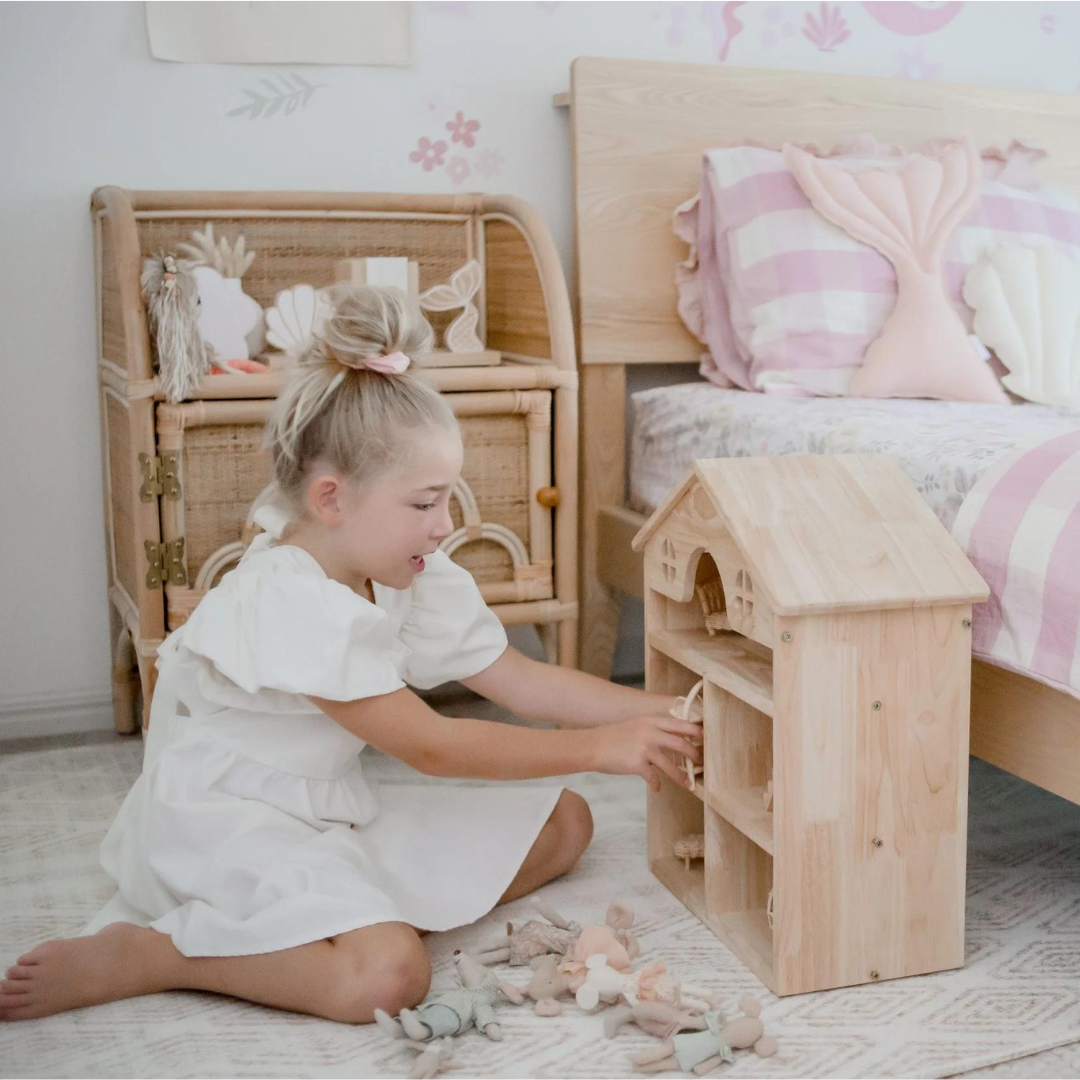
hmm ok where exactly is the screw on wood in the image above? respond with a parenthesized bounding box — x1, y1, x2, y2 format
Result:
(871, 837, 883, 847)
(872, 700, 882, 711)
(962, 618, 972, 628)
(870, 970, 880, 980)
(781, 631, 792, 642)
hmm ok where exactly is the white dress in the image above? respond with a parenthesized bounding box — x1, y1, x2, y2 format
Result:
(91, 508, 564, 957)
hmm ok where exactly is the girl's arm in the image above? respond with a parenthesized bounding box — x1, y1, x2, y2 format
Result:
(462, 646, 678, 729)
(310, 687, 700, 791)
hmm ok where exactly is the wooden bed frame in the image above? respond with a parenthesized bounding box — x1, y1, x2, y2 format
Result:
(564, 56, 1080, 806)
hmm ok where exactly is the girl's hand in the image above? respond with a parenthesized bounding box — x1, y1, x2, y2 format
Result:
(588, 715, 703, 792)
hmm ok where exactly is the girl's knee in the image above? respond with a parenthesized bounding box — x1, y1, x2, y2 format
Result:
(327, 925, 431, 1024)
(553, 790, 593, 866)
(367, 946, 431, 1018)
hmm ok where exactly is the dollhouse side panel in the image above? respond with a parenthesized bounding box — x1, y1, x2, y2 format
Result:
(772, 605, 970, 995)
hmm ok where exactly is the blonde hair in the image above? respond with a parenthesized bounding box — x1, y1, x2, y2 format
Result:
(264, 284, 458, 515)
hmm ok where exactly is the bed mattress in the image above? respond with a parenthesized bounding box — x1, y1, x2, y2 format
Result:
(630, 384, 1077, 529)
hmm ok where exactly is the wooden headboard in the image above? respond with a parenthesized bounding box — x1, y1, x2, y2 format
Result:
(567, 55, 1080, 678)
(569, 55, 1080, 368)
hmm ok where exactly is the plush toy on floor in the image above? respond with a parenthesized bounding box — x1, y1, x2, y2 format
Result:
(604, 1001, 709, 1041)
(519, 954, 574, 1016)
(391, 1036, 455, 1080)
(473, 896, 581, 966)
(575, 955, 718, 1014)
(473, 896, 638, 977)
(557, 901, 640, 991)
(374, 951, 524, 1044)
(630, 998, 779, 1074)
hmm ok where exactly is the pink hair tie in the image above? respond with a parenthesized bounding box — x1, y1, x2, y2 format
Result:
(363, 351, 410, 375)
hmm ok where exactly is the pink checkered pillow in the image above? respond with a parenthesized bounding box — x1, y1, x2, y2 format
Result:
(675, 140, 1080, 397)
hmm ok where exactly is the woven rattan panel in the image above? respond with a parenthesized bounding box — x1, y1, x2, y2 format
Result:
(104, 392, 137, 604)
(99, 219, 127, 366)
(135, 215, 475, 345)
(453, 413, 531, 585)
(175, 421, 273, 578)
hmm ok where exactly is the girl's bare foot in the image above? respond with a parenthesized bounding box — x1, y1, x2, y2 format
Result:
(0, 922, 172, 1021)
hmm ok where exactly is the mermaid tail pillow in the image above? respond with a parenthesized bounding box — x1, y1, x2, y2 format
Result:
(784, 139, 1008, 404)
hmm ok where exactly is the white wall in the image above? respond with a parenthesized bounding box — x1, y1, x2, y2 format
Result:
(2, 1, 1079, 734)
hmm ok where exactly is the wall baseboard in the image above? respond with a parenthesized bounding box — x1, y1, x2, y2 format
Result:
(0, 688, 115, 741)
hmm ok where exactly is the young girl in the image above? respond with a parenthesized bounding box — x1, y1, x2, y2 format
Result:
(0, 286, 701, 1026)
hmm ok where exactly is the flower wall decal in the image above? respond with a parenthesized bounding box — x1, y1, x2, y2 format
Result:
(447, 111, 480, 148)
(409, 137, 449, 172)
(761, 3, 797, 48)
(410, 107, 501, 186)
(447, 156, 471, 185)
(898, 42, 942, 79)
(476, 148, 503, 178)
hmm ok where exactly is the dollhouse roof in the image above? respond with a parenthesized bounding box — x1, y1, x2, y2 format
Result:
(632, 454, 989, 616)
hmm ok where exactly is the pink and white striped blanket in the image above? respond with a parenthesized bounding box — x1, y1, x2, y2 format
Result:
(952, 427, 1080, 700)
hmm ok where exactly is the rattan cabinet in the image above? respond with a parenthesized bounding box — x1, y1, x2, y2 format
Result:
(93, 189, 579, 733)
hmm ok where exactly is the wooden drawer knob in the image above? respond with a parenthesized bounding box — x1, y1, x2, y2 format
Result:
(536, 486, 560, 509)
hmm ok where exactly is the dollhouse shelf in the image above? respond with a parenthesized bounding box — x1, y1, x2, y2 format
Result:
(649, 628, 774, 716)
(707, 785, 773, 855)
(715, 909, 774, 987)
(674, 770, 774, 854)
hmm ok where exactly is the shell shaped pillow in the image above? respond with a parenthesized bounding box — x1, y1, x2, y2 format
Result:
(963, 244, 1080, 411)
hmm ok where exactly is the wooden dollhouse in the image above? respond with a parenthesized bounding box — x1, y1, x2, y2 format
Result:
(633, 454, 988, 997)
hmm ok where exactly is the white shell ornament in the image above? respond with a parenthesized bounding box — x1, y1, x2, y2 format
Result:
(963, 243, 1080, 410)
(264, 284, 332, 359)
(191, 266, 263, 361)
(419, 259, 484, 353)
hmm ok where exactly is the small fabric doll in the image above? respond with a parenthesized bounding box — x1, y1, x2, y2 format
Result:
(374, 952, 524, 1044)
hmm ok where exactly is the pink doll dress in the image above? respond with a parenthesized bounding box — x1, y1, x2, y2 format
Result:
(85, 505, 564, 957)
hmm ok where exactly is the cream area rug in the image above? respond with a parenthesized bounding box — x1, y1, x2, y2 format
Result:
(2, 725, 1079, 1079)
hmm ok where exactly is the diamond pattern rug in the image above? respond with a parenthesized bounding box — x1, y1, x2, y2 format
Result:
(1, 731, 1079, 1079)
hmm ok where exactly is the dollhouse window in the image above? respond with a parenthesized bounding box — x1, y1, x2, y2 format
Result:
(661, 537, 677, 583)
(732, 568, 754, 620)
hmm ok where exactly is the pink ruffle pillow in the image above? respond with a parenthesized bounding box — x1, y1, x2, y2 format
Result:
(675, 137, 1080, 398)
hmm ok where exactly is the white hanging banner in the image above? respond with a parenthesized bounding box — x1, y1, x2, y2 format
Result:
(145, 2, 411, 66)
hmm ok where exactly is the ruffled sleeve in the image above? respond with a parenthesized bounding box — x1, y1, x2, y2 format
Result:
(180, 546, 407, 701)
(399, 550, 508, 689)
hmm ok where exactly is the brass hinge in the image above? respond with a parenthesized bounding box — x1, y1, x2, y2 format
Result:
(138, 453, 181, 502)
(145, 538, 187, 589)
